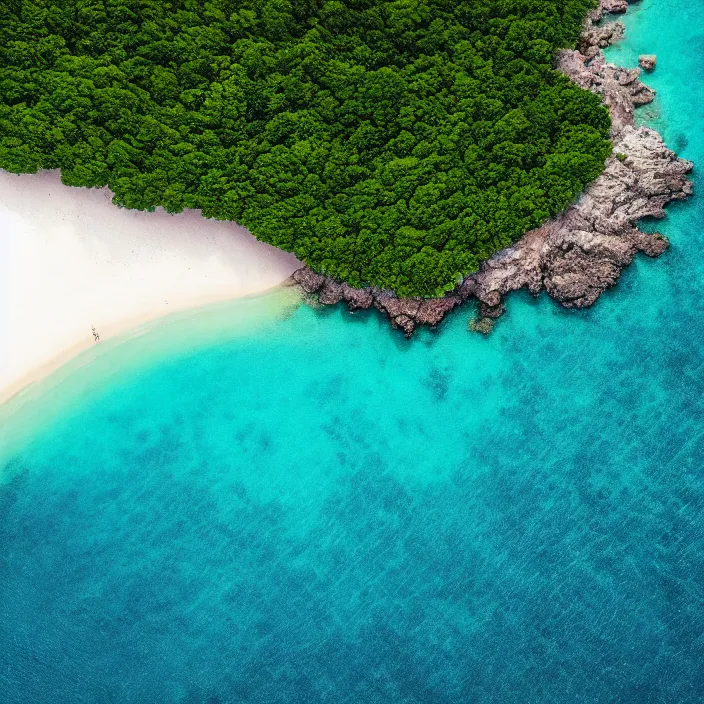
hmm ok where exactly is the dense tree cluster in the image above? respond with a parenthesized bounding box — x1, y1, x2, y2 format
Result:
(0, 0, 611, 296)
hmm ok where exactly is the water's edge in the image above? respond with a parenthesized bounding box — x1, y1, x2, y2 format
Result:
(0, 286, 302, 469)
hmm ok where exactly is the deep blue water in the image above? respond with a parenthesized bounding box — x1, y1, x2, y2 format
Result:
(2, 1, 704, 701)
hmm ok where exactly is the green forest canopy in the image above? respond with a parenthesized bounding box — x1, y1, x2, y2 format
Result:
(0, 0, 611, 296)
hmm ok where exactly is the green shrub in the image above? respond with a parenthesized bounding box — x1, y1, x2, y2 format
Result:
(0, 0, 611, 296)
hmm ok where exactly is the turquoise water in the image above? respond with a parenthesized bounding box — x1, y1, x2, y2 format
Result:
(2, 1, 704, 701)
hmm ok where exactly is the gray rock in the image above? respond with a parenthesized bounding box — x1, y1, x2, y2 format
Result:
(415, 297, 462, 326)
(639, 54, 657, 71)
(292, 267, 325, 293)
(391, 314, 416, 338)
(601, 0, 629, 13)
(318, 280, 344, 305)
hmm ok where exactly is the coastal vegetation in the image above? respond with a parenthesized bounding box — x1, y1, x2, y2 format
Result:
(0, 0, 611, 296)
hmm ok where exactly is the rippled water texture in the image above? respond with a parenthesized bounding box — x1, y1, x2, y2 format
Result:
(2, 2, 704, 701)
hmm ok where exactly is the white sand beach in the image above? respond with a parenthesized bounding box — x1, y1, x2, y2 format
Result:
(0, 170, 301, 403)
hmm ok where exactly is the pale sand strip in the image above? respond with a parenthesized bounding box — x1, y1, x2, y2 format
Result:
(0, 170, 301, 404)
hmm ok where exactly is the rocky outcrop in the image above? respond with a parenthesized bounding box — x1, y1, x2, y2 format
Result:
(639, 54, 657, 71)
(293, 0, 693, 336)
(462, 132, 686, 313)
(599, 0, 630, 14)
(579, 19, 624, 57)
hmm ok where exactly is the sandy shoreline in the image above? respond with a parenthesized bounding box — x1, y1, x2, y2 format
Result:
(0, 170, 301, 404)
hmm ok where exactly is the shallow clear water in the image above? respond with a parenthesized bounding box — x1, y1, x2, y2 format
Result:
(2, 2, 704, 701)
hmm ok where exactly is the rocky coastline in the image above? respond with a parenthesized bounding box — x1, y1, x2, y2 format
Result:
(292, 0, 694, 336)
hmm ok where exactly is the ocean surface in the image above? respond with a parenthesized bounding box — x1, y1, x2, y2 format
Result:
(2, 1, 704, 701)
